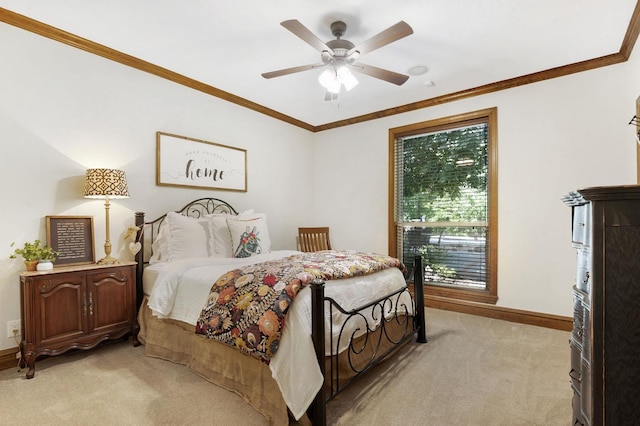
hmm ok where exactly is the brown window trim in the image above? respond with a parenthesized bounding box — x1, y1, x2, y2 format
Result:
(388, 107, 498, 305)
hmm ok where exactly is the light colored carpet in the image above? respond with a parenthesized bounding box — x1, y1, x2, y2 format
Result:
(0, 308, 572, 425)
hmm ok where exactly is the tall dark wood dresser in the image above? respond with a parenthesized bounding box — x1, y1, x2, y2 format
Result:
(562, 185, 640, 425)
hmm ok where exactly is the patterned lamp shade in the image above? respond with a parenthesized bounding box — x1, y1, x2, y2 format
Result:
(84, 168, 129, 199)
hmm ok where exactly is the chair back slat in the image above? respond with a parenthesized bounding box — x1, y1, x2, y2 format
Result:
(298, 227, 332, 252)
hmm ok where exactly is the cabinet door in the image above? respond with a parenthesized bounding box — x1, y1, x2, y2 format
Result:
(86, 268, 133, 334)
(33, 273, 86, 347)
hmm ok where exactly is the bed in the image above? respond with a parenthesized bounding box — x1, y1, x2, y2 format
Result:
(133, 198, 427, 425)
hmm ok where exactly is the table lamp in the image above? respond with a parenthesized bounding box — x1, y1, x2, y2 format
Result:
(84, 168, 129, 264)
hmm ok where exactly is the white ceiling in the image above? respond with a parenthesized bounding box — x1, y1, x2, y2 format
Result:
(1, 1, 637, 128)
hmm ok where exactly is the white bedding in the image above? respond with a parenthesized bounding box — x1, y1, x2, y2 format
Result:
(144, 250, 410, 420)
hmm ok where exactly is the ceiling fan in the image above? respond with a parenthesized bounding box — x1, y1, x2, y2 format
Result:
(262, 19, 413, 98)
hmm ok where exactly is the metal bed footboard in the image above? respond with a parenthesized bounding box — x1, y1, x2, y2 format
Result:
(308, 256, 427, 425)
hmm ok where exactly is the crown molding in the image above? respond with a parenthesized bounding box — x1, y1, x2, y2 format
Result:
(2, 4, 639, 133)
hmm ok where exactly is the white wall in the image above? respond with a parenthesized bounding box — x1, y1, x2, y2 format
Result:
(0, 23, 314, 351)
(2, 20, 639, 352)
(313, 49, 640, 317)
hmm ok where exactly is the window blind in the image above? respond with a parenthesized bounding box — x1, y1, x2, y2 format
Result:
(397, 122, 489, 289)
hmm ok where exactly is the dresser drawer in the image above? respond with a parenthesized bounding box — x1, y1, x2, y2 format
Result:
(571, 384, 585, 426)
(575, 248, 591, 293)
(579, 362, 592, 424)
(569, 340, 582, 389)
(572, 287, 587, 346)
(572, 204, 590, 246)
(581, 304, 591, 366)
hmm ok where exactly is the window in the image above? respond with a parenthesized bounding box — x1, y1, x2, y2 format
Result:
(389, 108, 497, 304)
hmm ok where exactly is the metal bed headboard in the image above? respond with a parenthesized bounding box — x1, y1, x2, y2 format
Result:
(133, 197, 238, 307)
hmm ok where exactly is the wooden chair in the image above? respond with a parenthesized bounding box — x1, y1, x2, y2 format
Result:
(298, 227, 332, 252)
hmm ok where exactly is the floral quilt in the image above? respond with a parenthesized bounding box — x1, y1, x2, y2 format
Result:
(195, 250, 406, 364)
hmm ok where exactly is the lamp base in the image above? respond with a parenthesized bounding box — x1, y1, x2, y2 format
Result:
(96, 255, 120, 265)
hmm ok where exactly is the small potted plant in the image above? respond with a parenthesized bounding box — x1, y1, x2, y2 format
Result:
(10, 240, 59, 271)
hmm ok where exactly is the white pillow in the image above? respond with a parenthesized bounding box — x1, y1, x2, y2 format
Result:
(149, 222, 168, 264)
(162, 211, 212, 261)
(227, 214, 272, 258)
(207, 209, 255, 257)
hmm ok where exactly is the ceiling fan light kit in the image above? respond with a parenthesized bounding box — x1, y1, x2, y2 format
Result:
(319, 66, 358, 94)
(262, 18, 413, 99)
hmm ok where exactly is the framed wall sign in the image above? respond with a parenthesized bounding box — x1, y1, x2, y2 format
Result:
(156, 132, 247, 191)
(46, 216, 95, 266)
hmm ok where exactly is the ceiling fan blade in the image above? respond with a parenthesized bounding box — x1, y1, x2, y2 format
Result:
(351, 62, 410, 86)
(261, 63, 325, 79)
(281, 20, 335, 55)
(347, 21, 413, 56)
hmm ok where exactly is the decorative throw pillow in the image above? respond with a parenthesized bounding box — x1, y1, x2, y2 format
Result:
(207, 209, 255, 257)
(162, 211, 212, 261)
(226, 215, 272, 258)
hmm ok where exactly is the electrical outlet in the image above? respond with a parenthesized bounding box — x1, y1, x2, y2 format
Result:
(6, 320, 20, 339)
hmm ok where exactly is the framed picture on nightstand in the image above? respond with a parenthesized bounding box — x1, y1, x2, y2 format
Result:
(46, 215, 95, 266)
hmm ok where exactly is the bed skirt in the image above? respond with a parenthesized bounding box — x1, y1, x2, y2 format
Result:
(138, 297, 413, 425)
(137, 300, 291, 425)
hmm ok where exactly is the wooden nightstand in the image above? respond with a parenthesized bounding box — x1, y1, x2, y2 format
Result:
(19, 261, 139, 379)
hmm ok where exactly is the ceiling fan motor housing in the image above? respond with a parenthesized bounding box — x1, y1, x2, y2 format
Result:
(325, 21, 356, 64)
(330, 21, 347, 38)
